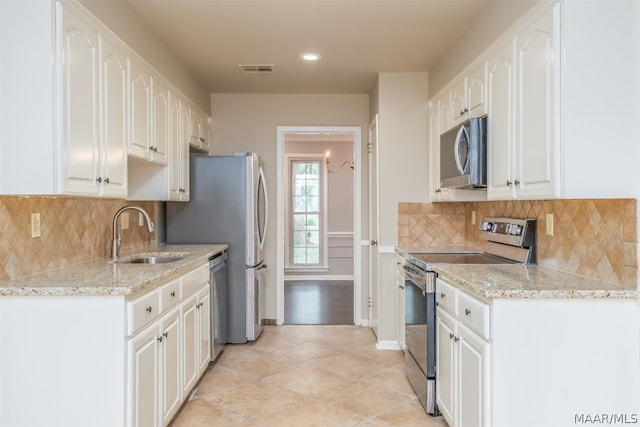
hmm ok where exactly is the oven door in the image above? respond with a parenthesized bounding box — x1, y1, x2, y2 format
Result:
(403, 264, 437, 414)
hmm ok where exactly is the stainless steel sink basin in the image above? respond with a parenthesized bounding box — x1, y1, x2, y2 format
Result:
(122, 256, 185, 264)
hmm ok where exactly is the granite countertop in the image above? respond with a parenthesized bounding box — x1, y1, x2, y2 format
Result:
(0, 244, 228, 298)
(435, 264, 639, 300)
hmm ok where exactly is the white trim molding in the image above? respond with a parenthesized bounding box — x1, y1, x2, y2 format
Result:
(284, 275, 355, 281)
(376, 340, 403, 351)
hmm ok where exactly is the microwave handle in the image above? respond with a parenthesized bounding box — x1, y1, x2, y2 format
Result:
(454, 125, 470, 175)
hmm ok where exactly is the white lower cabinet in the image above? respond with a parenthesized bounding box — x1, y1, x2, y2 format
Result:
(127, 266, 211, 427)
(182, 284, 211, 396)
(128, 306, 181, 427)
(436, 284, 490, 427)
(435, 276, 640, 427)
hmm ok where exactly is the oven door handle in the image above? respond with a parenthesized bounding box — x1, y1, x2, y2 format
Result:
(403, 265, 427, 295)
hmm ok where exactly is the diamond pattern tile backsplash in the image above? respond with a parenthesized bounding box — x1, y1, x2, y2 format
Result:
(0, 197, 156, 281)
(399, 199, 639, 289)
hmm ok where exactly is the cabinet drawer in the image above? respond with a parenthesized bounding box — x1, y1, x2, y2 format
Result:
(160, 279, 181, 312)
(128, 290, 160, 335)
(436, 279, 457, 314)
(457, 291, 491, 339)
(182, 264, 209, 297)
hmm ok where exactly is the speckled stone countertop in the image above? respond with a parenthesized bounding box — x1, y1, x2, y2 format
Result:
(434, 264, 639, 300)
(0, 244, 227, 298)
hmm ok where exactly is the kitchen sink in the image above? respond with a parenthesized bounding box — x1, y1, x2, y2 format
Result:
(123, 256, 184, 264)
(114, 251, 192, 264)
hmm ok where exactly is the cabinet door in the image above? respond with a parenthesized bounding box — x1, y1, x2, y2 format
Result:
(100, 35, 128, 197)
(181, 294, 198, 395)
(450, 80, 467, 126)
(467, 62, 487, 118)
(436, 308, 456, 426)
(487, 39, 516, 200)
(152, 79, 169, 164)
(429, 99, 441, 200)
(168, 95, 183, 200)
(197, 286, 211, 374)
(129, 62, 152, 159)
(514, 4, 559, 198)
(59, 5, 100, 195)
(458, 324, 489, 427)
(202, 116, 211, 153)
(190, 109, 202, 148)
(160, 309, 181, 426)
(128, 325, 159, 427)
(395, 256, 405, 347)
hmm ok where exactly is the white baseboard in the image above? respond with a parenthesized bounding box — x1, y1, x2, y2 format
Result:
(284, 275, 354, 281)
(358, 318, 369, 327)
(376, 340, 403, 351)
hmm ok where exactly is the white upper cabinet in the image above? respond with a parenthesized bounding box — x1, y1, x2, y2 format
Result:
(151, 79, 170, 164)
(58, 2, 127, 197)
(432, 0, 640, 201)
(99, 35, 129, 197)
(168, 96, 190, 201)
(451, 62, 487, 127)
(487, 3, 559, 200)
(512, 4, 559, 199)
(0, 0, 207, 199)
(188, 106, 211, 154)
(59, 4, 100, 195)
(486, 39, 516, 200)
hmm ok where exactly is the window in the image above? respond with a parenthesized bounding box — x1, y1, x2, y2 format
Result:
(289, 158, 325, 267)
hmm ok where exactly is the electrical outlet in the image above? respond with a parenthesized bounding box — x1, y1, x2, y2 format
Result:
(471, 210, 476, 225)
(122, 212, 129, 230)
(546, 213, 554, 236)
(31, 213, 41, 238)
(138, 212, 144, 227)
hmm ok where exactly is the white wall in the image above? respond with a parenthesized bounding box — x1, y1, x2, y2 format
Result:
(79, 0, 210, 113)
(210, 94, 369, 319)
(371, 72, 429, 343)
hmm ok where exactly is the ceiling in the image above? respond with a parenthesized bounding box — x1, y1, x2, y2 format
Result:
(125, 0, 492, 94)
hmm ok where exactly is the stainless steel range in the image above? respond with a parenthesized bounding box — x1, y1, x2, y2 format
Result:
(402, 217, 536, 416)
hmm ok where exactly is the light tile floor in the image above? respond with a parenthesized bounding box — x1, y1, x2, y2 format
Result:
(170, 325, 448, 426)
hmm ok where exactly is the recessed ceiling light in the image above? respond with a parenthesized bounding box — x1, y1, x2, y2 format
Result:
(300, 53, 321, 61)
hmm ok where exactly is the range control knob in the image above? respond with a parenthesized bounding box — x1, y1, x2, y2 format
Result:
(510, 224, 523, 236)
(479, 221, 496, 232)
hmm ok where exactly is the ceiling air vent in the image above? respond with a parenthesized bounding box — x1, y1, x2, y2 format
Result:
(238, 64, 274, 73)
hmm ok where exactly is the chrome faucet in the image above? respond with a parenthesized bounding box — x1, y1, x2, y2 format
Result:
(112, 206, 155, 262)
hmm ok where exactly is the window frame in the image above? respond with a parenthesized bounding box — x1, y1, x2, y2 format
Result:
(285, 154, 328, 270)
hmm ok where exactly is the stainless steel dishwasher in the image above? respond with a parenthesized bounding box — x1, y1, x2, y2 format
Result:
(209, 251, 228, 361)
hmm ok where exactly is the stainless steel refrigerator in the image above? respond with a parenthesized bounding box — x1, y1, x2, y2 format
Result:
(166, 153, 268, 343)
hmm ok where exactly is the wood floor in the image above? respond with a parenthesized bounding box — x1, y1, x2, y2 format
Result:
(284, 280, 354, 325)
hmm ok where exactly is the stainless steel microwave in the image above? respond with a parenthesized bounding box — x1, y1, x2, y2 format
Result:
(439, 115, 487, 189)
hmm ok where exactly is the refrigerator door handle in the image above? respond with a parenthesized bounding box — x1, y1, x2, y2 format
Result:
(258, 166, 269, 250)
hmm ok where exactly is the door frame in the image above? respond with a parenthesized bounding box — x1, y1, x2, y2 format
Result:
(276, 126, 362, 325)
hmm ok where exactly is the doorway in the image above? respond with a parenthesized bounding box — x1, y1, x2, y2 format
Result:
(276, 126, 362, 325)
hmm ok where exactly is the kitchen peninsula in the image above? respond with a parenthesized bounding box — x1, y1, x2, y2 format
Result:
(432, 263, 639, 427)
(0, 244, 227, 427)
